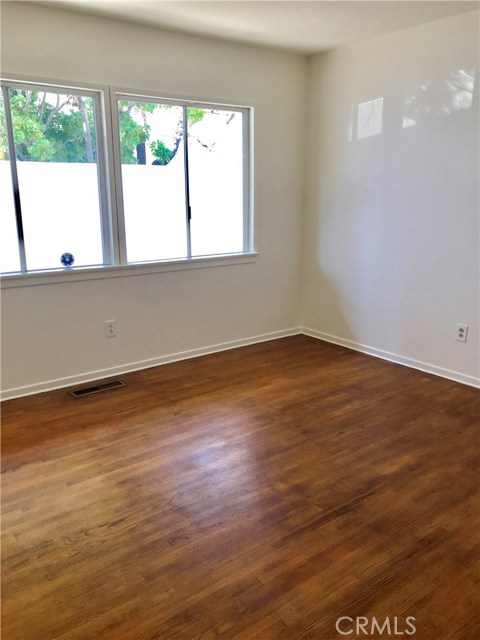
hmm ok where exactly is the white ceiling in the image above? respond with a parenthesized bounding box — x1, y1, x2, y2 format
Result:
(40, 0, 479, 55)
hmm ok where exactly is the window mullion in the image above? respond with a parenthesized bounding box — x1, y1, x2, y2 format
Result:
(242, 110, 252, 253)
(2, 85, 27, 273)
(109, 89, 128, 265)
(182, 106, 192, 260)
(92, 91, 113, 266)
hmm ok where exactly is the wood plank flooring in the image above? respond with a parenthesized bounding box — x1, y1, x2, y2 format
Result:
(2, 336, 479, 639)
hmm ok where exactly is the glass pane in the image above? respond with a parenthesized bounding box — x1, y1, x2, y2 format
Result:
(188, 108, 244, 257)
(118, 100, 187, 263)
(0, 93, 21, 273)
(9, 88, 104, 271)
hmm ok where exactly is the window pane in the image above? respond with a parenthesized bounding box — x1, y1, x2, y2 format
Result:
(188, 108, 244, 257)
(9, 88, 104, 271)
(118, 100, 187, 263)
(0, 93, 21, 273)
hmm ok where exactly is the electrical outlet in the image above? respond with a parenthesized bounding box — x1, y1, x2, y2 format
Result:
(104, 320, 116, 338)
(456, 323, 468, 343)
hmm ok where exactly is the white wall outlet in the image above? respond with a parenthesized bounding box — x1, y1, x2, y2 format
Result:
(456, 323, 468, 343)
(104, 320, 116, 338)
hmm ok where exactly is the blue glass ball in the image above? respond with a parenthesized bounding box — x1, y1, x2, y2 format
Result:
(60, 252, 74, 267)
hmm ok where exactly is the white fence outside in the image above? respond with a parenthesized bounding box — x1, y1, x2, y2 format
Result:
(0, 110, 244, 273)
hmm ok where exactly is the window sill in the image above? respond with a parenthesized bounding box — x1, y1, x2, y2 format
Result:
(0, 253, 258, 289)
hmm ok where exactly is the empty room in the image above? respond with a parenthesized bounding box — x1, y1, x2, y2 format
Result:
(1, 1, 479, 638)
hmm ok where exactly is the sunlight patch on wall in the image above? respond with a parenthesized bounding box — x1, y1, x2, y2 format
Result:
(348, 98, 384, 141)
(357, 97, 384, 140)
(402, 68, 476, 128)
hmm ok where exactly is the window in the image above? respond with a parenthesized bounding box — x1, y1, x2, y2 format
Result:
(0, 79, 252, 279)
(117, 99, 188, 263)
(113, 94, 249, 264)
(0, 82, 109, 274)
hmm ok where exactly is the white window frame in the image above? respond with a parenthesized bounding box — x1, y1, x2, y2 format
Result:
(0, 74, 255, 288)
(1, 76, 114, 273)
(111, 87, 252, 265)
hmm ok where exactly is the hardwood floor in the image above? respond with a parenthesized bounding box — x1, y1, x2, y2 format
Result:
(2, 336, 479, 639)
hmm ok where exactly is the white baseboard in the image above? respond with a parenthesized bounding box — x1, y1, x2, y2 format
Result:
(302, 327, 480, 389)
(2, 326, 478, 400)
(0, 327, 302, 401)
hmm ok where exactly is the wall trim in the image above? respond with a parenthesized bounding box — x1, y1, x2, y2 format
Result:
(1, 253, 259, 289)
(0, 328, 302, 401)
(302, 327, 480, 389)
(3, 326, 478, 400)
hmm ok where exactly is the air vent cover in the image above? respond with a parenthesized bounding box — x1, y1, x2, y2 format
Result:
(69, 380, 126, 398)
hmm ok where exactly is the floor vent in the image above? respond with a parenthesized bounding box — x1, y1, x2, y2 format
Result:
(69, 380, 126, 398)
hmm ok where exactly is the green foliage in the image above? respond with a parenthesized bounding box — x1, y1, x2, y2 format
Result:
(120, 103, 205, 166)
(187, 107, 205, 126)
(117, 100, 163, 164)
(0, 92, 207, 165)
(118, 104, 149, 164)
(47, 110, 93, 162)
(0, 90, 97, 162)
(0, 91, 96, 162)
(149, 140, 175, 165)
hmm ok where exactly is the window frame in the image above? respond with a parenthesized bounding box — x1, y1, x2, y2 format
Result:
(110, 87, 252, 265)
(0, 74, 255, 287)
(0, 76, 115, 273)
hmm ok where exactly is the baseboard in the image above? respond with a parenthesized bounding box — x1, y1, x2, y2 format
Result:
(302, 327, 480, 389)
(0, 327, 302, 401)
(3, 325, 478, 400)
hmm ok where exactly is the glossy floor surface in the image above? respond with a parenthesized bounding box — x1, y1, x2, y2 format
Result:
(2, 336, 479, 639)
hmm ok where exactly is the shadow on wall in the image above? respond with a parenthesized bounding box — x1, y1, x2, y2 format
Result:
(304, 265, 356, 344)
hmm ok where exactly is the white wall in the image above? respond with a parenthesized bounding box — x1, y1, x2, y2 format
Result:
(302, 11, 480, 384)
(0, 2, 306, 396)
(2, 5, 479, 397)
